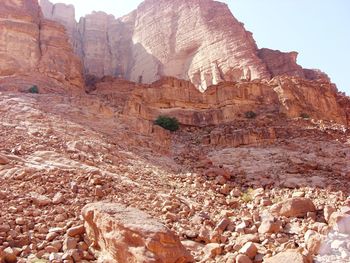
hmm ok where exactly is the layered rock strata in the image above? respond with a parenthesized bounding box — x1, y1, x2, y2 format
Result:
(39, 0, 327, 90)
(0, 0, 83, 93)
(122, 76, 349, 127)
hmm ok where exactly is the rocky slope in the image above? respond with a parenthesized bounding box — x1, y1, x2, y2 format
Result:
(0, 81, 349, 262)
(0, 0, 350, 263)
(0, 0, 83, 94)
(39, 0, 328, 90)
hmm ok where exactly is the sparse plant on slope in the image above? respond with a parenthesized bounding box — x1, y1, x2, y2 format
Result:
(155, 115, 179, 132)
(245, 111, 257, 119)
(300, 113, 310, 119)
(241, 188, 254, 203)
(28, 85, 39, 94)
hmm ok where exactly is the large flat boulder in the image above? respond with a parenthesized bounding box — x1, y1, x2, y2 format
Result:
(82, 202, 193, 263)
(264, 251, 310, 263)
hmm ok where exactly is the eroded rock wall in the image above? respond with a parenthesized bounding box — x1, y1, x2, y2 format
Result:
(39, 0, 328, 90)
(0, 0, 84, 93)
(123, 76, 349, 126)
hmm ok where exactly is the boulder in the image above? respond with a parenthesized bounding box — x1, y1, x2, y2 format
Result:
(258, 219, 281, 234)
(328, 211, 350, 234)
(264, 251, 309, 263)
(270, 197, 316, 218)
(82, 202, 193, 263)
(239, 242, 257, 259)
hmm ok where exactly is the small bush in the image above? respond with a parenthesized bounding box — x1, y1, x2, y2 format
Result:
(155, 116, 179, 132)
(29, 85, 39, 94)
(241, 188, 254, 203)
(245, 111, 257, 119)
(300, 113, 310, 119)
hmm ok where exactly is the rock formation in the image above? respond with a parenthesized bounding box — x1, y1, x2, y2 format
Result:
(39, 0, 327, 90)
(0, 0, 83, 93)
(122, 76, 349, 126)
(0, 1, 350, 263)
(82, 202, 193, 262)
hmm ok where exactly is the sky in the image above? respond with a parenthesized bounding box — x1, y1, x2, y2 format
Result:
(49, 0, 350, 95)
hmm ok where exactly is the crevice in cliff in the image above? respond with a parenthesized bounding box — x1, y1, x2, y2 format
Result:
(37, 20, 43, 60)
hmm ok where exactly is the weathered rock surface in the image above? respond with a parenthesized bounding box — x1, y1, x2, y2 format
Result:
(0, 0, 83, 93)
(39, 0, 82, 56)
(82, 202, 193, 262)
(122, 76, 349, 127)
(0, 154, 9, 165)
(328, 211, 350, 234)
(264, 251, 309, 263)
(39, 0, 328, 90)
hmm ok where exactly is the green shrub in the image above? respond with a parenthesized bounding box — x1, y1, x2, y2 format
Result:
(300, 113, 310, 119)
(245, 111, 257, 119)
(241, 188, 254, 203)
(155, 116, 179, 132)
(28, 85, 39, 94)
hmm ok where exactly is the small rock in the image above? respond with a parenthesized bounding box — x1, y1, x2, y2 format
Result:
(258, 220, 281, 234)
(31, 193, 51, 207)
(0, 154, 10, 165)
(63, 237, 77, 251)
(53, 192, 64, 205)
(214, 218, 230, 234)
(46, 232, 59, 242)
(3, 247, 17, 263)
(305, 231, 322, 255)
(15, 217, 25, 225)
(239, 242, 257, 259)
(203, 243, 222, 258)
(324, 205, 336, 223)
(67, 225, 85, 237)
(236, 254, 252, 263)
(45, 246, 59, 253)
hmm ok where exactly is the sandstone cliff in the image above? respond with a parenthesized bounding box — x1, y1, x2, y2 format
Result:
(121, 76, 349, 127)
(0, 0, 84, 93)
(39, 0, 327, 90)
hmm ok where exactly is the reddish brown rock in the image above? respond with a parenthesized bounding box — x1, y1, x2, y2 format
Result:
(239, 242, 257, 259)
(258, 49, 305, 78)
(0, 0, 83, 94)
(0, 249, 4, 263)
(122, 76, 349, 128)
(258, 220, 282, 234)
(38, 19, 84, 91)
(39, 0, 336, 93)
(264, 251, 310, 263)
(236, 254, 252, 263)
(66, 225, 85, 237)
(0, 154, 9, 165)
(270, 197, 316, 218)
(82, 202, 193, 263)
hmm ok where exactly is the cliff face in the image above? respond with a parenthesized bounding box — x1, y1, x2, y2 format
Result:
(126, 0, 271, 90)
(39, 0, 326, 90)
(0, 0, 84, 93)
(122, 76, 349, 127)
